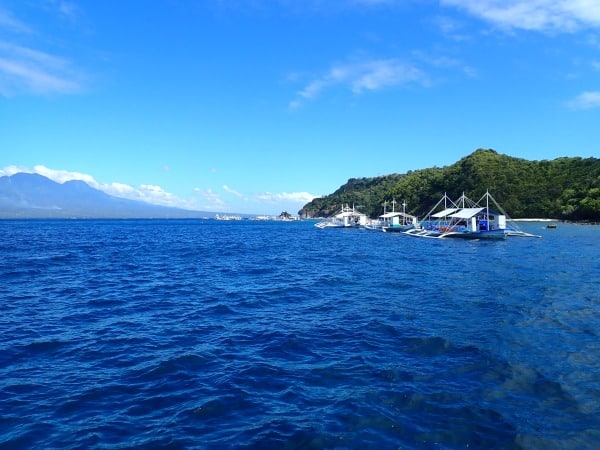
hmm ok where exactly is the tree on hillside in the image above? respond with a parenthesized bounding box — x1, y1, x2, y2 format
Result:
(298, 149, 600, 221)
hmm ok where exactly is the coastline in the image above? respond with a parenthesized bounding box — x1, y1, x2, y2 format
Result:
(512, 218, 557, 222)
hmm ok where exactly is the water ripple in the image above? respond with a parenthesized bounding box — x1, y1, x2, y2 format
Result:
(1, 219, 599, 448)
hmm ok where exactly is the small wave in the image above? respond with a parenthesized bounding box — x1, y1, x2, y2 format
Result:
(23, 339, 70, 354)
(2, 220, 599, 448)
(142, 354, 210, 380)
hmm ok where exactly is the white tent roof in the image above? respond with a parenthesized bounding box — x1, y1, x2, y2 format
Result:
(449, 207, 485, 219)
(380, 212, 413, 219)
(335, 210, 366, 218)
(431, 208, 459, 218)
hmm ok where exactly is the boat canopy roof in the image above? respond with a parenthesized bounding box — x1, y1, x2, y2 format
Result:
(448, 207, 485, 219)
(432, 208, 459, 218)
(335, 211, 365, 218)
(380, 212, 414, 219)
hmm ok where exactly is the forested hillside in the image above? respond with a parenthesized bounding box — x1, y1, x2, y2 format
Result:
(299, 149, 600, 221)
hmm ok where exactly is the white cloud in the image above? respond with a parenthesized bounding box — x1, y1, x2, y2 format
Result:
(0, 7, 32, 34)
(223, 184, 246, 199)
(0, 165, 27, 177)
(32, 165, 97, 185)
(290, 57, 424, 108)
(432, 15, 473, 41)
(137, 184, 178, 204)
(248, 190, 317, 215)
(441, 0, 600, 32)
(191, 185, 318, 214)
(256, 191, 317, 204)
(100, 182, 197, 209)
(414, 51, 478, 78)
(0, 164, 99, 186)
(252, 191, 318, 215)
(0, 3, 85, 97)
(194, 188, 227, 211)
(55, 1, 82, 23)
(351, 0, 395, 5)
(0, 46, 83, 96)
(568, 91, 600, 109)
(106, 182, 138, 196)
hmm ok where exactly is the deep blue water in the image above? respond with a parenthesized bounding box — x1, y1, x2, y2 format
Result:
(1, 219, 599, 449)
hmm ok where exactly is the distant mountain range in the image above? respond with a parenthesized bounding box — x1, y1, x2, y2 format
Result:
(0, 173, 210, 219)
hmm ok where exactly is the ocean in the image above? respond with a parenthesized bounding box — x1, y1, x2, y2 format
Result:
(1, 219, 598, 449)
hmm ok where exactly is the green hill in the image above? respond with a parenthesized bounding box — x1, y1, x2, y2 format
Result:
(299, 149, 600, 222)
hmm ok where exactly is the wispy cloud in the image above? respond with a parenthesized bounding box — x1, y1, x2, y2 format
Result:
(224, 185, 316, 211)
(0, 41, 84, 96)
(256, 191, 317, 204)
(194, 188, 228, 211)
(0, 7, 32, 33)
(441, 0, 600, 32)
(194, 185, 318, 214)
(290, 57, 425, 108)
(0, 3, 86, 97)
(54, 1, 82, 23)
(351, 0, 396, 5)
(251, 190, 318, 214)
(223, 184, 246, 199)
(568, 91, 600, 110)
(432, 15, 472, 41)
(0, 165, 31, 177)
(412, 50, 477, 79)
(101, 182, 196, 210)
(101, 181, 187, 207)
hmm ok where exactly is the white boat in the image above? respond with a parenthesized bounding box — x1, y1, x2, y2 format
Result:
(382, 201, 417, 233)
(406, 191, 534, 240)
(315, 204, 367, 229)
(364, 199, 417, 232)
(215, 214, 243, 221)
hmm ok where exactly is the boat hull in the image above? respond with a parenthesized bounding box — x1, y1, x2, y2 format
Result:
(404, 228, 507, 239)
(382, 225, 415, 233)
(442, 229, 507, 240)
(315, 221, 357, 229)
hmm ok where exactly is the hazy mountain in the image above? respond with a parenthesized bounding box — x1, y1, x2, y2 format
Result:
(0, 173, 209, 218)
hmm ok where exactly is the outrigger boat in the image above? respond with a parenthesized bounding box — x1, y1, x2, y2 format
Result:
(364, 199, 417, 232)
(405, 191, 540, 239)
(315, 204, 367, 229)
(382, 200, 417, 233)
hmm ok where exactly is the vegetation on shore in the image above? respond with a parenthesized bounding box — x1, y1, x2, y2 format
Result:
(299, 149, 600, 222)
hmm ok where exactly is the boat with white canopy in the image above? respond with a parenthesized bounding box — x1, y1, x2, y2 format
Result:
(364, 199, 417, 232)
(406, 191, 538, 239)
(315, 204, 367, 229)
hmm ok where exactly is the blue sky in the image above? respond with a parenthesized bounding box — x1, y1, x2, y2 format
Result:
(1, 0, 599, 215)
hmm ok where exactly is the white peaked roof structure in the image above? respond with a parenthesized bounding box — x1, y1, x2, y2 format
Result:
(431, 208, 459, 218)
(448, 207, 485, 219)
(380, 211, 414, 219)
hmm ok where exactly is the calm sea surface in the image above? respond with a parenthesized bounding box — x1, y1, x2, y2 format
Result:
(1, 219, 599, 449)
